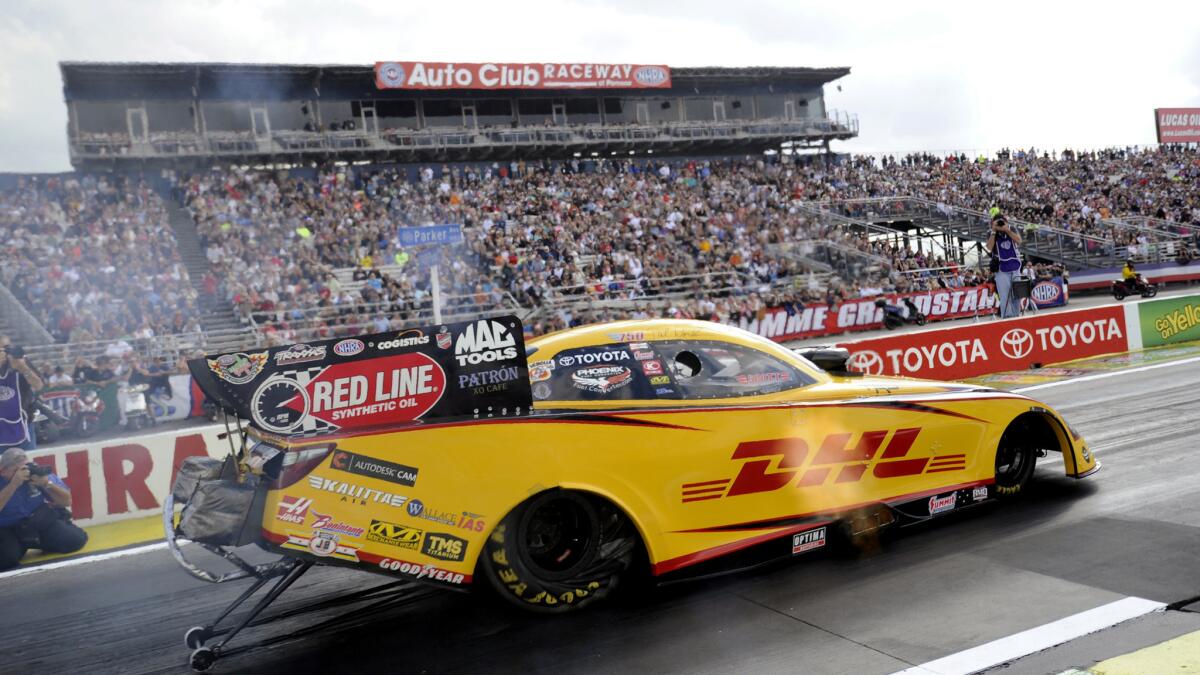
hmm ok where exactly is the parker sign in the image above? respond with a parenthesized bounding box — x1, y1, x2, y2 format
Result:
(837, 305, 1128, 380)
(1155, 108, 1200, 143)
(374, 61, 672, 90)
(733, 285, 998, 343)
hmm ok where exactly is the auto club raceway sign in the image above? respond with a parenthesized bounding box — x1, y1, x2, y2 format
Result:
(375, 61, 672, 90)
(837, 305, 1129, 380)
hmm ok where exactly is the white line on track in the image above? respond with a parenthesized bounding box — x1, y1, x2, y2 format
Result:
(1013, 355, 1200, 394)
(0, 541, 168, 580)
(892, 596, 1166, 675)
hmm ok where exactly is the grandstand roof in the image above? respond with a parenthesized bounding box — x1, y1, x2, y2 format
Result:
(59, 62, 851, 100)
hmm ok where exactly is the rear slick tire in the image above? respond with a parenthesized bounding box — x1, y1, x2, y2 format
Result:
(994, 433, 1037, 497)
(480, 490, 638, 613)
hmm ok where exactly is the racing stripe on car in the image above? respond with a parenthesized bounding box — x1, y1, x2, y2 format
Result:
(836, 400, 989, 423)
(673, 479, 990, 534)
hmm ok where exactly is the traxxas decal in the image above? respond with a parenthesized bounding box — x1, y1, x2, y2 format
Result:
(681, 428, 967, 502)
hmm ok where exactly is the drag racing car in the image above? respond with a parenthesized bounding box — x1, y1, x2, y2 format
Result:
(167, 316, 1098, 670)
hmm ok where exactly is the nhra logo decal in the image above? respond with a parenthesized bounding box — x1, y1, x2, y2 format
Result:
(680, 429, 969, 502)
(634, 65, 669, 86)
(331, 449, 418, 487)
(421, 532, 468, 562)
(1031, 282, 1062, 303)
(367, 519, 422, 549)
(333, 339, 365, 357)
(999, 328, 1034, 360)
(792, 527, 826, 555)
(207, 351, 268, 385)
(571, 366, 633, 394)
(454, 319, 517, 366)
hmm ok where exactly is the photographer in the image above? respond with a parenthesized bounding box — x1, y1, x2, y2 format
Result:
(0, 447, 87, 570)
(987, 214, 1024, 318)
(0, 343, 44, 450)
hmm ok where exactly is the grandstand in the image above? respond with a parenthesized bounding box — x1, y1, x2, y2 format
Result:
(60, 62, 857, 167)
(1, 62, 1197, 375)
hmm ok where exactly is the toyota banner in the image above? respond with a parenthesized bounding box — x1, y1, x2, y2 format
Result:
(375, 61, 672, 90)
(837, 305, 1128, 380)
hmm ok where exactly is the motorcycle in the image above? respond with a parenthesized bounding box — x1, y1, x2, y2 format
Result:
(876, 298, 928, 330)
(1111, 275, 1158, 300)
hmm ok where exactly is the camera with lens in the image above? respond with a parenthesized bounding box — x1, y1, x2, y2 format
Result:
(25, 462, 52, 478)
(4, 344, 25, 359)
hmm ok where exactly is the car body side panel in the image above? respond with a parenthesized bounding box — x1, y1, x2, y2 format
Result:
(257, 389, 1082, 583)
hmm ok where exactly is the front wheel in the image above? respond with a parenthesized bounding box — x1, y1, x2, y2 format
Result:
(1112, 287, 1126, 301)
(479, 490, 639, 613)
(994, 433, 1038, 496)
(1142, 285, 1158, 298)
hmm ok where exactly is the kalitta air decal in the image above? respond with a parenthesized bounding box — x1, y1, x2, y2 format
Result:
(680, 428, 962, 503)
(307, 475, 409, 508)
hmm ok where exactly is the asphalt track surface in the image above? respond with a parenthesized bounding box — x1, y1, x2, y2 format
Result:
(8, 359, 1200, 674)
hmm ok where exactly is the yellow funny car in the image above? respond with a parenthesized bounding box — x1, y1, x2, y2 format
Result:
(168, 316, 1097, 670)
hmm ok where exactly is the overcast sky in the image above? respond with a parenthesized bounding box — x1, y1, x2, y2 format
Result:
(1, 0, 1198, 172)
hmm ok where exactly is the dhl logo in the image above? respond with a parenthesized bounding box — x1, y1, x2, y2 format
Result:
(681, 428, 965, 503)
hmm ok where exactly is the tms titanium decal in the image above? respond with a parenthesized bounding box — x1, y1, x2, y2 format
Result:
(680, 428, 968, 502)
(421, 532, 468, 562)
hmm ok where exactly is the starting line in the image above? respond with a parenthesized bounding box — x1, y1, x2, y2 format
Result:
(893, 597, 1167, 675)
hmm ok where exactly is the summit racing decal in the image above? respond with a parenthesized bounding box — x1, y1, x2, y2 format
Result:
(454, 319, 518, 366)
(928, 493, 957, 514)
(254, 352, 446, 431)
(571, 366, 633, 394)
(307, 475, 408, 508)
(274, 343, 327, 366)
(680, 428, 965, 503)
(331, 449, 418, 487)
(207, 352, 268, 385)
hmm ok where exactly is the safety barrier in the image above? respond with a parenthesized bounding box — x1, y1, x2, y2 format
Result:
(26, 424, 227, 527)
(836, 292, 1200, 380)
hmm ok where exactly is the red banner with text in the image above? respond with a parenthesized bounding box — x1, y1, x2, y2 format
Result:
(731, 285, 998, 343)
(836, 305, 1129, 380)
(27, 426, 226, 526)
(1156, 108, 1200, 144)
(375, 61, 672, 90)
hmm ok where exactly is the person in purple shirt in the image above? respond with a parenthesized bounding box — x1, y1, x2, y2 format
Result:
(0, 447, 88, 570)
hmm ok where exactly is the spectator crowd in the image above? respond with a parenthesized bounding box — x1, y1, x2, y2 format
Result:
(1, 145, 1197, 353)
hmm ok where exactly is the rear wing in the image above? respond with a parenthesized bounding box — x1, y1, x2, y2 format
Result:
(188, 316, 531, 437)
